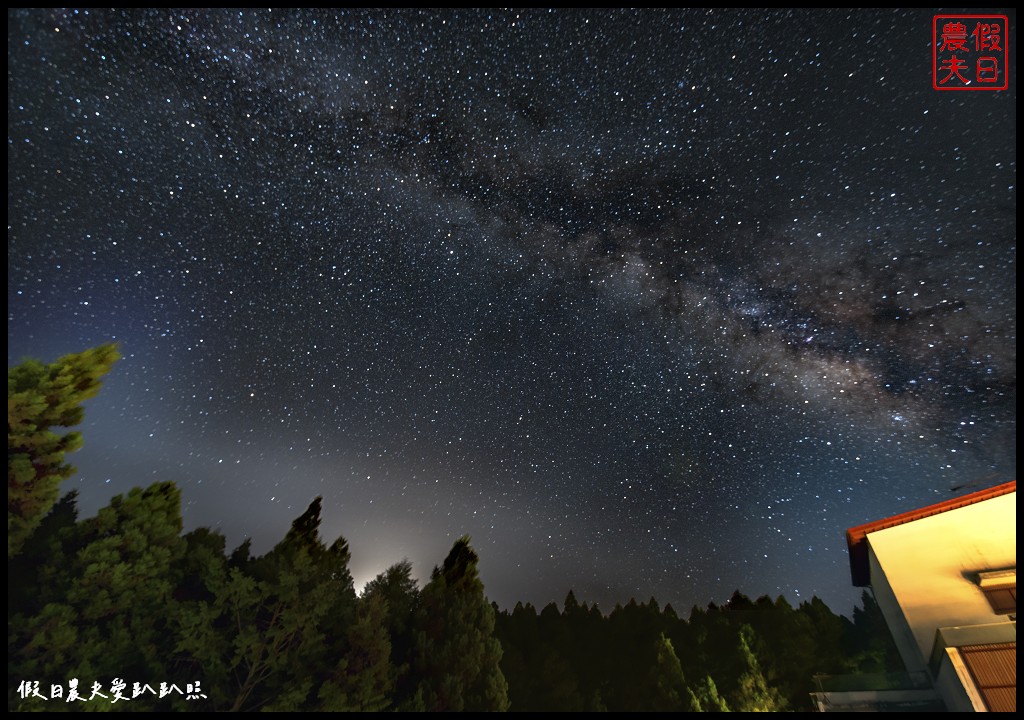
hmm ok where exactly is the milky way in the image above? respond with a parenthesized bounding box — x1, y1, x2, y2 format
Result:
(8, 9, 1016, 613)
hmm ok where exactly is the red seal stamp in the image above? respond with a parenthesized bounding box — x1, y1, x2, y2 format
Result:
(933, 15, 1009, 90)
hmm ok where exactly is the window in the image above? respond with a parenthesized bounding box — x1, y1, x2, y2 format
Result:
(958, 642, 1016, 712)
(978, 570, 1016, 615)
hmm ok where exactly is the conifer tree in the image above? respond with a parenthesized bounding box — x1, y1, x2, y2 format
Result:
(412, 536, 509, 711)
(362, 560, 421, 707)
(563, 588, 580, 614)
(318, 593, 394, 711)
(730, 624, 787, 712)
(178, 497, 357, 711)
(11, 482, 186, 711)
(689, 675, 730, 712)
(648, 633, 692, 711)
(7, 490, 80, 615)
(8, 343, 120, 557)
(847, 590, 904, 672)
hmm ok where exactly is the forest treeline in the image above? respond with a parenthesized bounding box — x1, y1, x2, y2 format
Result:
(494, 586, 900, 711)
(8, 345, 901, 711)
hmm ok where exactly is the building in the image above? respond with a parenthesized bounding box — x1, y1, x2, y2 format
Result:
(819, 481, 1016, 712)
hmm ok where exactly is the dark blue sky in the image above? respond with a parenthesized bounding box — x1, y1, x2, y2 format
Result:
(8, 9, 1016, 615)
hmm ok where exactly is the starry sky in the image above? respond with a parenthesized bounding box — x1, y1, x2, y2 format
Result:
(8, 9, 1016, 615)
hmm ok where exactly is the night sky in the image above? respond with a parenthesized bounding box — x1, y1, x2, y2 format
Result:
(8, 9, 1016, 615)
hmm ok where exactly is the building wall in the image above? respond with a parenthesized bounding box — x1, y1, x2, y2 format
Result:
(867, 549, 928, 673)
(865, 491, 1016, 669)
(935, 647, 985, 712)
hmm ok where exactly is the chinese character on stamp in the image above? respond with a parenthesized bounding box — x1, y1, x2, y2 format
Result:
(933, 15, 1009, 90)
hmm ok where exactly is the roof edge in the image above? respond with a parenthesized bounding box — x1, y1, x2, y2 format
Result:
(846, 480, 1016, 587)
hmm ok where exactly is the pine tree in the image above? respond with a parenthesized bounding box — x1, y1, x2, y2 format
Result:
(8, 343, 120, 557)
(412, 536, 509, 711)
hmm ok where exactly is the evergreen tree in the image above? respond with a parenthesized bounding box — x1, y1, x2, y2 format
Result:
(689, 675, 730, 712)
(563, 588, 580, 614)
(749, 595, 818, 709)
(177, 527, 229, 604)
(846, 590, 904, 673)
(177, 497, 357, 711)
(318, 593, 393, 711)
(663, 602, 679, 621)
(7, 490, 81, 616)
(605, 596, 660, 710)
(800, 595, 847, 675)
(730, 624, 787, 712)
(648, 633, 693, 711)
(362, 560, 421, 707)
(495, 601, 542, 711)
(412, 536, 509, 711)
(11, 482, 186, 711)
(8, 343, 120, 557)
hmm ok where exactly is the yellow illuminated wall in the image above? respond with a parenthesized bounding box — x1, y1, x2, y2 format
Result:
(865, 491, 1016, 671)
